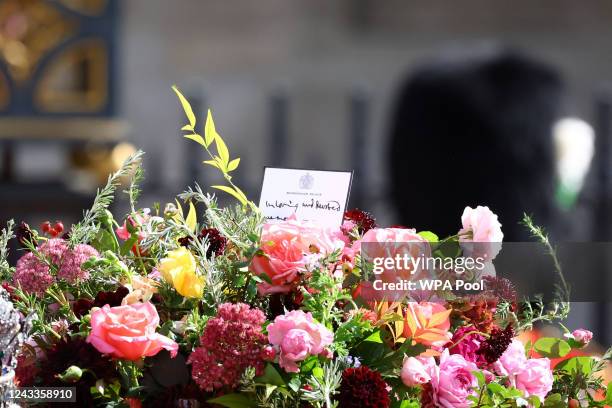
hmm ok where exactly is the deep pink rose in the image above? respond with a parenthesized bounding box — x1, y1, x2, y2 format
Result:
(401, 356, 434, 386)
(355, 228, 431, 301)
(424, 349, 479, 408)
(514, 358, 553, 402)
(568, 329, 593, 347)
(250, 217, 346, 295)
(86, 302, 178, 361)
(459, 206, 503, 261)
(448, 326, 487, 367)
(267, 310, 333, 373)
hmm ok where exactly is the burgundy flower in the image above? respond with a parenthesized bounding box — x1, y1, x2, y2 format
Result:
(199, 228, 227, 258)
(338, 366, 390, 408)
(16, 221, 36, 248)
(343, 209, 377, 234)
(72, 298, 94, 318)
(178, 227, 227, 258)
(25, 337, 116, 407)
(93, 286, 129, 307)
(477, 325, 515, 364)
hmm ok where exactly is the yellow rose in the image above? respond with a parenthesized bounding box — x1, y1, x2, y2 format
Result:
(157, 247, 204, 298)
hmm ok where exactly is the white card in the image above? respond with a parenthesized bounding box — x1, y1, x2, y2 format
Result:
(258, 167, 353, 227)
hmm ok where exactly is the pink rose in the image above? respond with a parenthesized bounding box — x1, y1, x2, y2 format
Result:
(267, 310, 333, 373)
(401, 356, 434, 386)
(86, 302, 178, 361)
(424, 349, 479, 408)
(459, 206, 503, 261)
(355, 228, 431, 301)
(494, 340, 553, 403)
(515, 358, 553, 402)
(567, 329, 593, 347)
(493, 339, 527, 377)
(250, 217, 346, 295)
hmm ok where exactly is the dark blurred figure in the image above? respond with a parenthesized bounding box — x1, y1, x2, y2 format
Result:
(389, 46, 563, 240)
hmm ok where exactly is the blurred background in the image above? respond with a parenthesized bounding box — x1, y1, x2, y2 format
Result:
(0, 0, 611, 343)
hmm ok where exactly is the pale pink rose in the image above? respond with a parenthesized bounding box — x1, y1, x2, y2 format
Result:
(250, 217, 346, 295)
(493, 339, 527, 378)
(355, 228, 431, 301)
(401, 356, 434, 386)
(459, 206, 503, 261)
(514, 358, 553, 402)
(567, 329, 593, 346)
(267, 310, 333, 373)
(86, 302, 178, 361)
(424, 349, 479, 408)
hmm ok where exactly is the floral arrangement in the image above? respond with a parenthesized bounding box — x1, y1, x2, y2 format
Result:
(0, 87, 610, 408)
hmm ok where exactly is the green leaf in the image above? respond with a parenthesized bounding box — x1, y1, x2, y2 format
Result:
(533, 337, 571, 358)
(473, 370, 486, 387)
(312, 366, 324, 380)
(287, 376, 301, 392)
(204, 109, 217, 147)
(207, 393, 255, 408)
(91, 229, 118, 253)
(255, 363, 285, 386)
(554, 356, 593, 375)
(181, 124, 194, 131)
(172, 86, 196, 128)
(184, 133, 206, 147)
(227, 157, 240, 172)
(543, 393, 565, 407)
(212, 185, 248, 206)
(605, 382, 612, 404)
(203, 159, 222, 170)
(185, 201, 197, 233)
(364, 330, 383, 343)
(215, 133, 230, 167)
(418, 231, 439, 242)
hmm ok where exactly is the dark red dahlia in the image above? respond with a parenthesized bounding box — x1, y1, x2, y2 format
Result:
(36, 337, 117, 407)
(338, 366, 390, 408)
(477, 324, 515, 364)
(93, 285, 129, 307)
(343, 209, 377, 234)
(73, 286, 129, 317)
(199, 228, 227, 258)
(16, 221, 36, 248)
(72, 298, 95, 318)
(178, 227, 227, 258)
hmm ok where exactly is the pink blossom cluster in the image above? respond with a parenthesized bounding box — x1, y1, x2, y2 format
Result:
(267, 309, 333, 373)
(12, 252, 54, 296)
(402, 340, 554, 406)
(12, 238, 99, 295)
(188, 303, 268, 392)
(403, 350, 479, 408)
(58, 244, 99, 283)
(494, 340, 553, 402)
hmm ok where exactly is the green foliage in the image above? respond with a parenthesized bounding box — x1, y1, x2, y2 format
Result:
(70, 150, 144, 245)
(173, 85, 256, 210)
(533, 337, 571, 358)
(0, 219, 14, 280)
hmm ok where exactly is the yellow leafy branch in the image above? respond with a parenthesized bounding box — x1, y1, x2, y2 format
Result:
(172, 86, 256, 210)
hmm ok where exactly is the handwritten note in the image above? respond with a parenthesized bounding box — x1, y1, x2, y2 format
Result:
(258, 167, 353, 227)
